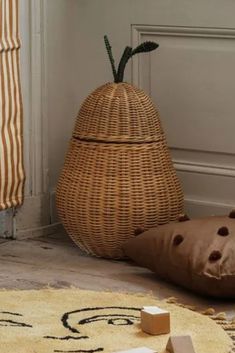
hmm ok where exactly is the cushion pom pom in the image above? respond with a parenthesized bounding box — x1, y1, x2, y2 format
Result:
(178, 214, 190, 222)
(229, 210, 235, 219)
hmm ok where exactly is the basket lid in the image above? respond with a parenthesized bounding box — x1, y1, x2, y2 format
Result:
(73, 82, 164, 142)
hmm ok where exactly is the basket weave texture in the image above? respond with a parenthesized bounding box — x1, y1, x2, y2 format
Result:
(74, 82, 163, 142)
(56, 82, 184, 259)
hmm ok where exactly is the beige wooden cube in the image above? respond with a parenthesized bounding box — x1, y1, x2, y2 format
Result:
(166, 335, 195, 353)
(141, 306, 170, 335)
(113, 347, 157, 353)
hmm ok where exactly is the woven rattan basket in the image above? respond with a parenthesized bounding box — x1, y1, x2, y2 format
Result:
(56, 82, 184, 259)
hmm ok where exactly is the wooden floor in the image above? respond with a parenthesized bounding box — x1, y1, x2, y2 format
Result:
(0, 232, 234, 318)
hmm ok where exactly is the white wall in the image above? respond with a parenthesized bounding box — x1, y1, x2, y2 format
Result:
(46, 0, 235, 213)
(13, 0, 235, 238)
(45, 0, 78, 189)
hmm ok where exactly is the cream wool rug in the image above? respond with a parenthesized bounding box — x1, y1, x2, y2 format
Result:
(0, 288, 233, 353)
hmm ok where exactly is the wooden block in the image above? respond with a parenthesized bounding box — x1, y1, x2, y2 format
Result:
(166, 335, 195, 353)
(113, 347, 157, 353)
(141, 306, 170, 335)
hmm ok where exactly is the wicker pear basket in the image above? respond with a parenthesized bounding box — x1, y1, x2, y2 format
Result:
(56, 82, 184, 259)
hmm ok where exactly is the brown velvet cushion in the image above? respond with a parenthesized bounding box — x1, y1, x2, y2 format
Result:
(123, 213, 235, 298)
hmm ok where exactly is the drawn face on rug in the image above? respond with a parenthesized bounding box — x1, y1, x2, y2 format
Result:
(0, 311, 32, 329)
(45, 306, 141, 352)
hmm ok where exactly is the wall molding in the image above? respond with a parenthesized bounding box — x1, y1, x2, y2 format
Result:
(19, 0, 49, 197)
(132, 24, 235, 37)
(170, 146, 235, 177)
(29, 0, 49, 195)
(174, 160, 235, 178)
(131, 24, 235, 87)
(131, 24, 235, 214)
(11, 0, 53, 239)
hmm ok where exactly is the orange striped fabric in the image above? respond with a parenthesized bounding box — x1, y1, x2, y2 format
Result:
(0, 0, 25, 210)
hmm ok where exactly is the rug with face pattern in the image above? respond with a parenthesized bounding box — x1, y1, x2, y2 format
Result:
(0, 288, 232, 353)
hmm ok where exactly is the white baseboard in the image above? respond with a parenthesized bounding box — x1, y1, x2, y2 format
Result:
(0, 209, 14, 238)
(13, 192, 63, 240)
(15, 222, 64, 240)
(185, 197, 233, 217)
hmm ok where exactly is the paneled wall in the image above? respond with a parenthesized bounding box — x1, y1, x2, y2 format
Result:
(132, 25, 235, 215)
(9, 0, 235, 238)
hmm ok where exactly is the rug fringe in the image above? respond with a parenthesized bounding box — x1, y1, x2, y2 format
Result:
(166, 296, 234, 353)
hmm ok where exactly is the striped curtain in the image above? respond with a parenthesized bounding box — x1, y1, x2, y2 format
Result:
(0, 0, 25, 210)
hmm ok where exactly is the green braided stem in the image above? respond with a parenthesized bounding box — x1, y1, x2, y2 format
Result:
(131, 41, 159, 56)
(104, 35, 117, 82)
(104, 36, 159, 83)
(116, 46, 132, 83)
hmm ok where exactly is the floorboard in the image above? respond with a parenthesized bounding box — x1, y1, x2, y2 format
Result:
(0, 232, 234, 318)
